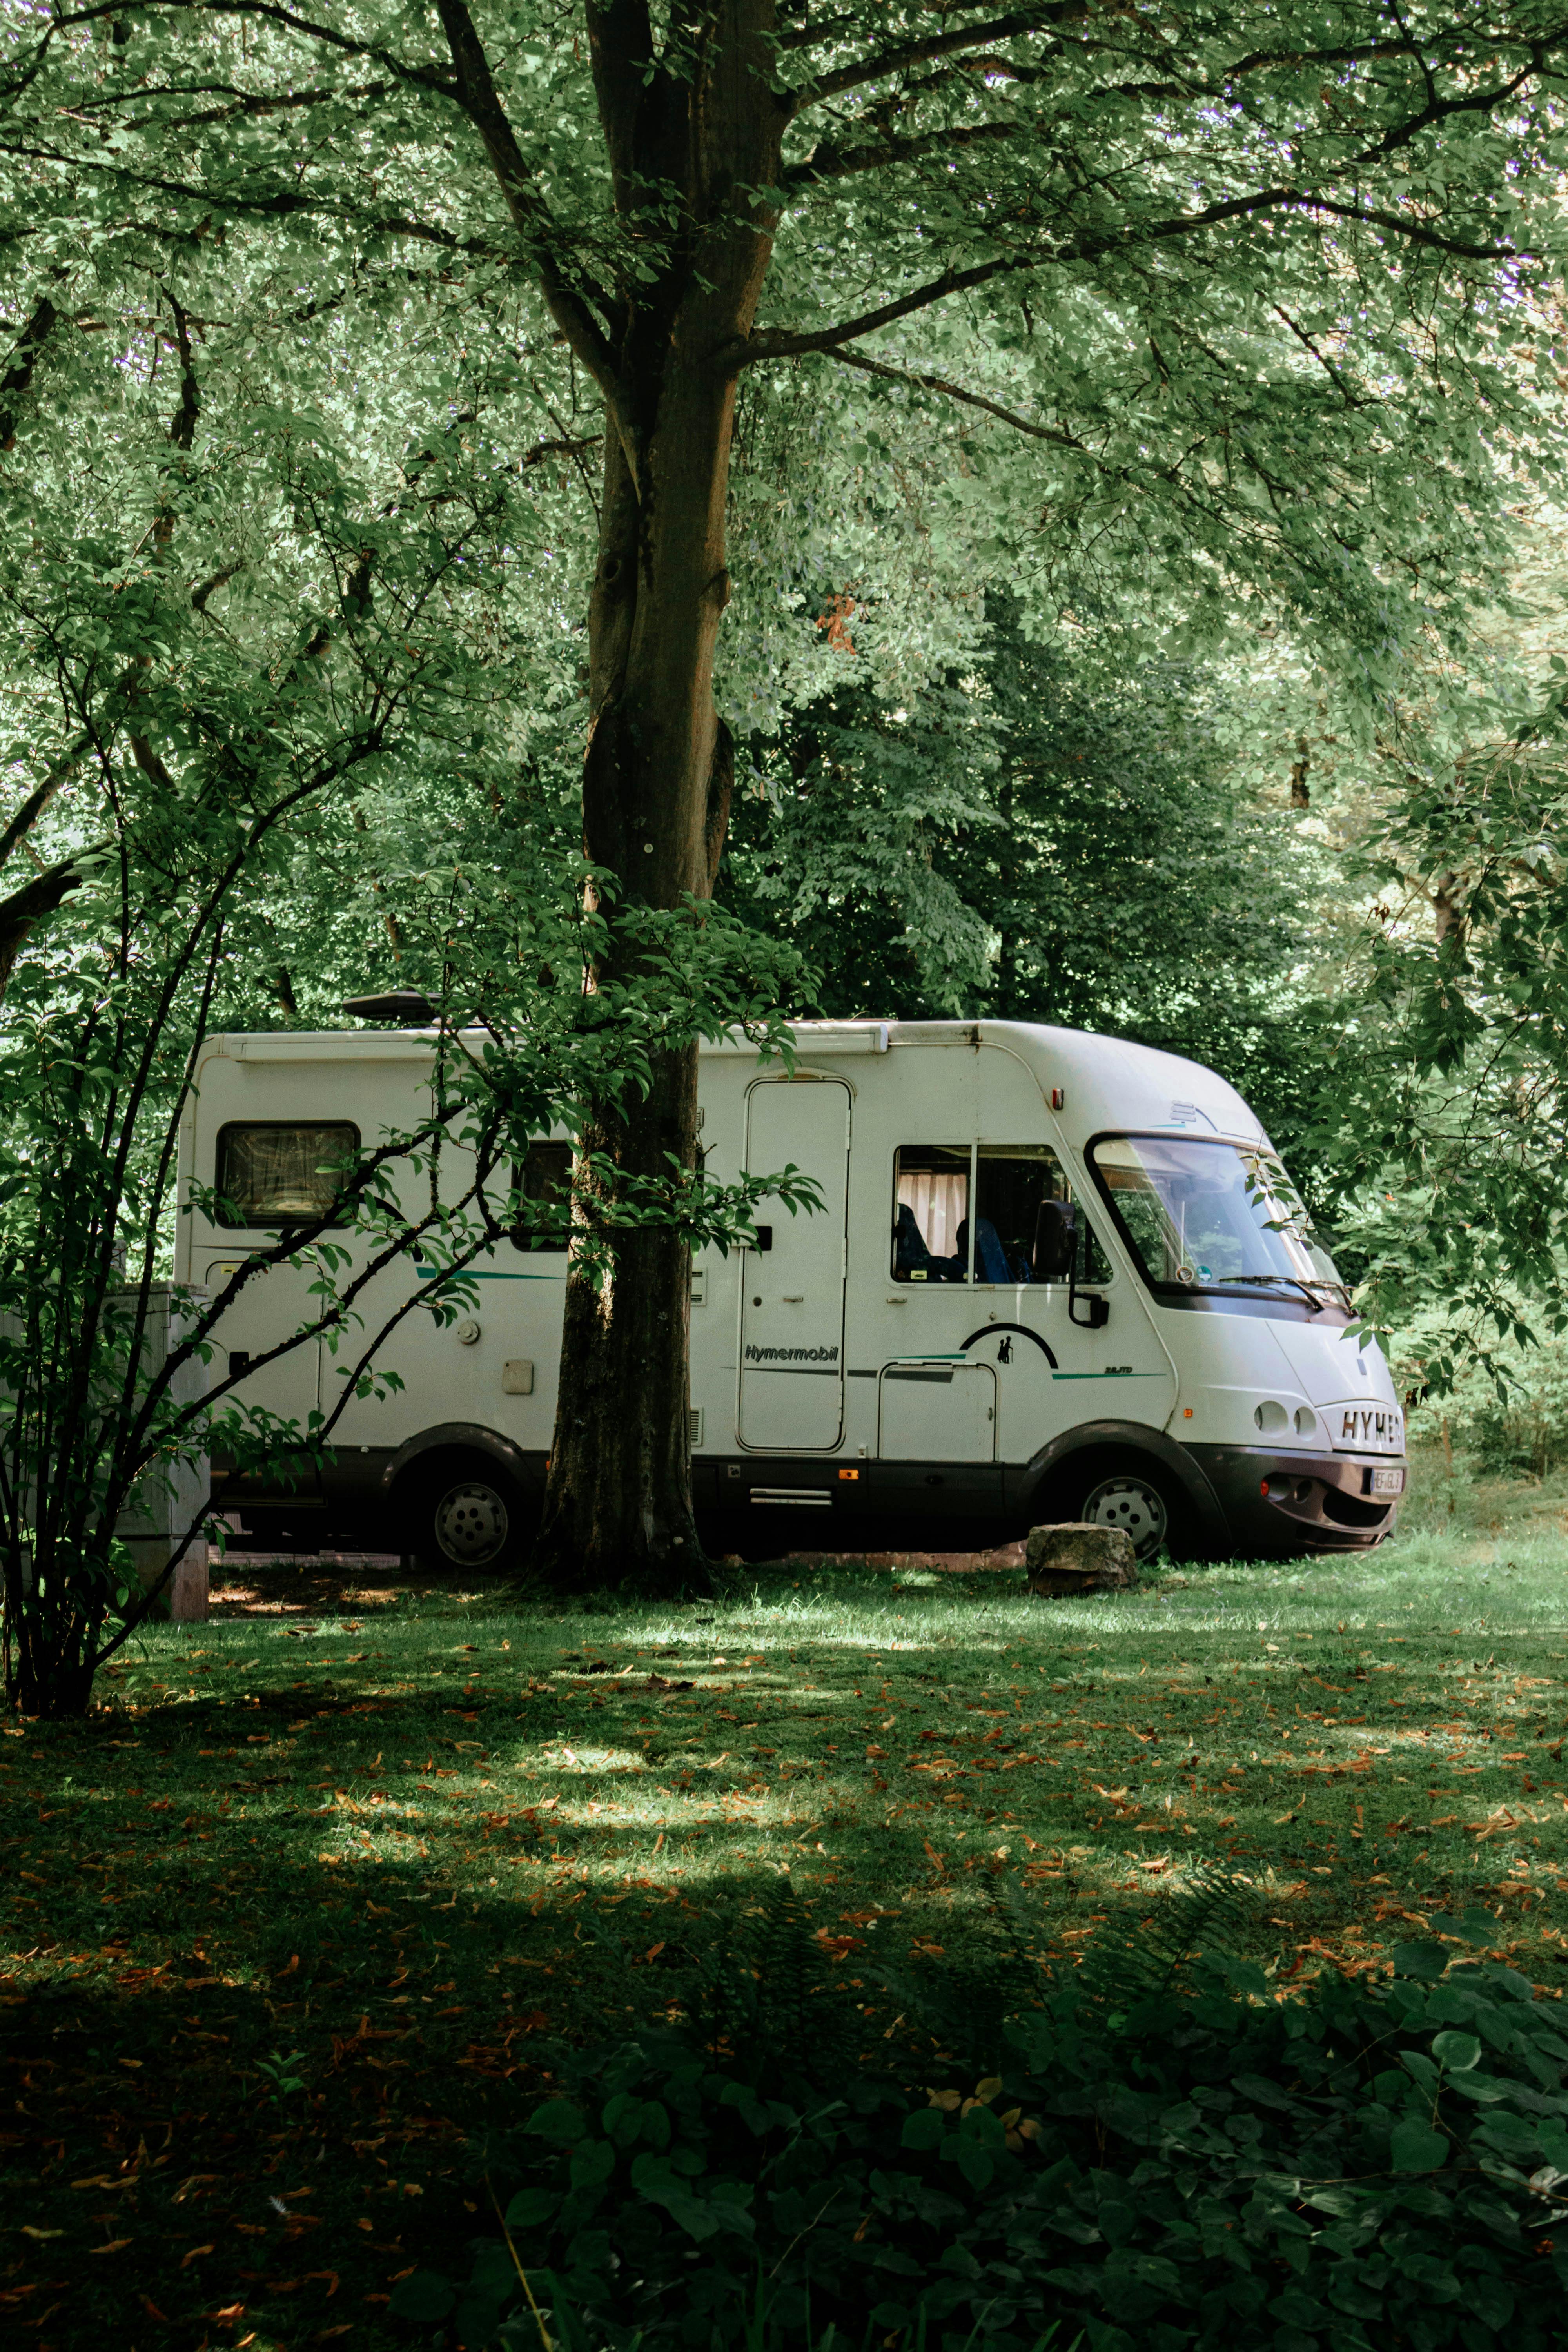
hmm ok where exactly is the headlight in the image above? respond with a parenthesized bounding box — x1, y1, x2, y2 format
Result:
(1254, 1400, 1290, 1435)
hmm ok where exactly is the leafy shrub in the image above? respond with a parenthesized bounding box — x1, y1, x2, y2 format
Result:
(1398, 1316, 1568, 1481)
(393, 1916, 1568, 2352)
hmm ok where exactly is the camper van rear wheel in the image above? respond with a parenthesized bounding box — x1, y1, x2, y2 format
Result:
(1076, 1466, 1169, 1562)
(426, 1474, 515, 1570)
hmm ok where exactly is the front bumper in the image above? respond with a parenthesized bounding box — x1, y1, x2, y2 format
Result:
(1186, 1442, 1403, 1555)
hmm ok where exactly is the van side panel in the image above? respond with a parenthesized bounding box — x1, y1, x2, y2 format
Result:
(185, 1022, 1400, 1557)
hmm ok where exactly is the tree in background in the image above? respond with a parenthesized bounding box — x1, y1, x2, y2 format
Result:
(1289, 667, 1568, 1384)
(4, 0, 1565, 1585)
(724, 604, 1331, 1118)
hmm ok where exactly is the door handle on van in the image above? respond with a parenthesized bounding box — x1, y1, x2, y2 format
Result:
(782, 1294, 804, 1303)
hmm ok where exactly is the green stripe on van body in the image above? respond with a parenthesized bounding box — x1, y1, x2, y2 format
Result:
(415, 1266, 566, 1281)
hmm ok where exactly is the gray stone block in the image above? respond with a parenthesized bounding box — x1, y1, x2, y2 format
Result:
(110, 1283, 211, 1619)
(1025, 1521, 1138, 1594)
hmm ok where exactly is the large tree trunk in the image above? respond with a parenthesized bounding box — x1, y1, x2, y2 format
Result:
(535, 1047, 709, 1593)
(528, 0, 779, 1592)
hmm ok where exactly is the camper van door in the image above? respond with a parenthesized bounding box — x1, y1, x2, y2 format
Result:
(737, 1078, 850, 1451)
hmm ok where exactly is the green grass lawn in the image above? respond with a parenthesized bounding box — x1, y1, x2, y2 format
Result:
(4, 1455, 1568, 2348)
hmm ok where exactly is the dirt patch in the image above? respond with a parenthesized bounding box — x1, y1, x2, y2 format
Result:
(777, 1543, 1027, 1575)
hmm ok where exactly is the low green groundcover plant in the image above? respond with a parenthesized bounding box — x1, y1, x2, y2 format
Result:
(391, 1909, 1568, 2352)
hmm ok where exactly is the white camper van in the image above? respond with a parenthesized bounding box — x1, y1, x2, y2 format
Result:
(177, 1019, 1406, 1566)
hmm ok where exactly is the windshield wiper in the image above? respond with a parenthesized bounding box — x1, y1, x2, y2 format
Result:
(1216, 1273, 1327, 1314)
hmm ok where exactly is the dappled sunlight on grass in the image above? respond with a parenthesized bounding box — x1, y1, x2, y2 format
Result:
(5, 1501, 1568, 2340)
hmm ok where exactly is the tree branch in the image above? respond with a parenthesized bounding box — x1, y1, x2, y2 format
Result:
(164, 290, 200, 453)
(778, 0, 1048, 45)
(1271, 303, 1370, 409)
(735, 184, 1516, 365)
(0, 292, 59, 450)
(0, 853, 105, 1001)
(785, 118, 1016, 192)
(0, 744, 90, 876)
(1357, 58, 1543, 162)
(34, 1, 641, 455)
(0, 142, 490, 256)
(788, 0, 1085, 113)
(430, 0, 637, 463)
(817, 345, 1269, 544)
(777, 9, 865, 51)
(735, 256, 1029, 364)
(138, 0, 456, 96)
(817, 342, 1087, 447)
(81, 78, 391, 130)
(786, 15, 1568, 134)
(519, 433, 605, 470)
(191, 559, 244, 613)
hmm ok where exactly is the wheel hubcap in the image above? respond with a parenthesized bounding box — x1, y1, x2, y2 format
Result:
(432, 1480, 510, 1567)
(1081, 1474, 1167, 1560)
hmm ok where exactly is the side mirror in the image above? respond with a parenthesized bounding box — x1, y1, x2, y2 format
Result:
(1033, 1198, 1076, 1282)
(750, 1224, 773, 1253)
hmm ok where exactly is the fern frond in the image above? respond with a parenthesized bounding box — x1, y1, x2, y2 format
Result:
(1078, 1863, 1258, 2010)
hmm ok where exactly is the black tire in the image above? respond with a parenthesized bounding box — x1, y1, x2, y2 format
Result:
(410, 1462, 526, 1572)
(1063, 1456, 1180, 1563)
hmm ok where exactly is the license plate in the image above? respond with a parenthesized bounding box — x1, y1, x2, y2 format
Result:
(1371, 1465, 1405, 1498)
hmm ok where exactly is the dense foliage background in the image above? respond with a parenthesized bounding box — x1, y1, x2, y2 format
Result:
(8, 0, 1568, 1607)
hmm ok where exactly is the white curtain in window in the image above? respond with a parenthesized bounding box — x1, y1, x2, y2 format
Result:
(897, 1171, 966, 1259)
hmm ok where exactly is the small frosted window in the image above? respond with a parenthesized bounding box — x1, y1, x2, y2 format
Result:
(214, 1123, 358, 1229)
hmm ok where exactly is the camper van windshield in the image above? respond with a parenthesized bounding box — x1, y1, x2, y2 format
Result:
(1087, 1136, 1347, 1310)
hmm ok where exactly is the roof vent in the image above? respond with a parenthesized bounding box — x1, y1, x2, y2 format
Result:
(341, 989, 435, 1023)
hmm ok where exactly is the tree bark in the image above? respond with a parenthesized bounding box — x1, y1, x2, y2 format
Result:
(522, 0, 782, 1592)
(1289, 736, 1311, 809)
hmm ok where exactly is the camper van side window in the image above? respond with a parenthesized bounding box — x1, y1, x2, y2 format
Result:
(970, 1147, 1112, 1286)
(510, 1142, 572, 1253)
(892, 1146, 971, 1282)
(214, 1123, 359, 1229)
(973, 1145, 1056, 1283)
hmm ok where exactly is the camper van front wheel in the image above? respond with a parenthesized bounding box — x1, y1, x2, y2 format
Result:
(1077, 1467, 1169, 1562)
(428, 1475, 514, 1570)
